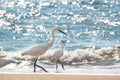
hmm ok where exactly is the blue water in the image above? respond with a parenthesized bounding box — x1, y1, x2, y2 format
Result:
(0, 0, 120, 52)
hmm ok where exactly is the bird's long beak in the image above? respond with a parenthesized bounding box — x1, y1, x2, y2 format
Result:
(58, 29, 67, 35)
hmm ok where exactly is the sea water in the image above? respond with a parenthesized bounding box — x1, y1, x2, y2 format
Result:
(0, 0, 120, 74)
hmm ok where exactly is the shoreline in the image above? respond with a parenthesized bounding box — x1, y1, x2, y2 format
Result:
(0, 73, 120, 80)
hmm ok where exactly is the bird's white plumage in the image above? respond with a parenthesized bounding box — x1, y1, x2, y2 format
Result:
(50, 50, 63, 63)
(22, 43, 51, 56)
(50, 41, 65, 63)
(21, 28, 59, 57)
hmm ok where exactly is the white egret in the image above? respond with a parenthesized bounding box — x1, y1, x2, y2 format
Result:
(22, 28, 67, 72)
(50, 40, 66, 70)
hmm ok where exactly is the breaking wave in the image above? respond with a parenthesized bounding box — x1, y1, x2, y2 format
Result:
(0, 46, 120, 66)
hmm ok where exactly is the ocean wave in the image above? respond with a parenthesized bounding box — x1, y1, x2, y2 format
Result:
(0, 46, 120, 68)
(42, 47, 120, 64)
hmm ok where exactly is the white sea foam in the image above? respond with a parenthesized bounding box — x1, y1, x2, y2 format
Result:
(99, 19, 120, 27)
(0, 46, 120, 73)
(1, 46, 120, 65)
(0, 19, 11, 27)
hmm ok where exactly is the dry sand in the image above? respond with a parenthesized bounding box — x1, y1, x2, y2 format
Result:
(0, 74, 120, 80)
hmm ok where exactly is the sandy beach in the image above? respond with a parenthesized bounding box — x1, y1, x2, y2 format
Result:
(0, 73, 120, 80)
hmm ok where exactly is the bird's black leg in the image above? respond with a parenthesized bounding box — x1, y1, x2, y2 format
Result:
(34, 58, 38, 72)
(34, 57, 48, 72)
(56, 63, 58, 70)
(36, 64, 48, 72)
(58, 60, 65, 70)
(61, 64, 65, 70)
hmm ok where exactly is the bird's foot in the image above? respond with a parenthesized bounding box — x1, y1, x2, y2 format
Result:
(61, 64, 65, 70)
(36, 64, 48, 72)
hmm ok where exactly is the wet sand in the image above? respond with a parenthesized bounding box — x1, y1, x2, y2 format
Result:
(0, 74, 120, 80)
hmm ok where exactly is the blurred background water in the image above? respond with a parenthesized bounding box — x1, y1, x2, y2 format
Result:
(0, 0, 120, 52)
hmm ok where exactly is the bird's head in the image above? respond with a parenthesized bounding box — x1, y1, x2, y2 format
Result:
(52, 28, 67, 35)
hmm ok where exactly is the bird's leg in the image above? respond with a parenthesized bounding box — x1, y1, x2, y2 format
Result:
(61, 63, 65, 70)
(35, 64, 48, 72)
(34, 58, 38, 72)
(34, 57, 48, 72)
(56, 63, 58, 70)
(58, 60, 65, 70)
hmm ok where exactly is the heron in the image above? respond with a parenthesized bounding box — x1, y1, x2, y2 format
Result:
(50, 40, 66, 70)
(21, 28, 67, 72)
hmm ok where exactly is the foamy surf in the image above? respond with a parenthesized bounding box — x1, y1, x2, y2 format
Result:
(0, 46, 120, 74)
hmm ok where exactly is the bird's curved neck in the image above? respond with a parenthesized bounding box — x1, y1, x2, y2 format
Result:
(61, 43, 64, 51)
(49, 31, 55, 47)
